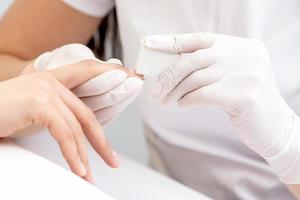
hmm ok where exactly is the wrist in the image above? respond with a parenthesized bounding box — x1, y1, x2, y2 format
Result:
(265, 111, 300, 184)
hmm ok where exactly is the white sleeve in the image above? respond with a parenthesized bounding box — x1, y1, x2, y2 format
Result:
(63, 0, 114, 18)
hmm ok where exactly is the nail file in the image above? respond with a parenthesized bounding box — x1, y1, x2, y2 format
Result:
(135, 44, 181, 77)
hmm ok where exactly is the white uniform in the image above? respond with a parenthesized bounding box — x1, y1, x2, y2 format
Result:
(40, 0, 300, 199)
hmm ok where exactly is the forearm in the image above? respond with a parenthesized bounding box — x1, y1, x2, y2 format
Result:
(0, 0, 101, 81)
(0, 54, 31, 81)
(286, 184, 300, 199)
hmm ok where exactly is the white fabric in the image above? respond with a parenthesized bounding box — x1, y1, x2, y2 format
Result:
(0, 139, 114, 200)
(60, 0, 300, 199)
(12, 130, 210, 200)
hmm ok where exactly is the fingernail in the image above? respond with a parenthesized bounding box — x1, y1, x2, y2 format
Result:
(112, 151, 120, 167)
(124, 78, 144, 93)
(150, 82, 162, 99)
(80, 163, 87, 176)
(89, 176, 96, 185)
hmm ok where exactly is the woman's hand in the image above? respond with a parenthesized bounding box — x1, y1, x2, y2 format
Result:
(0, 60, 129, 183)
(34, 44, 144, 126)
(143, 33, 300, 184)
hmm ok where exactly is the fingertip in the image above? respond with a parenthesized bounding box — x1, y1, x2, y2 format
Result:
(101, 141, 120, 168)
(161, 96, 174, 105)
(105, 154, 120, 168)
(177, 96, 189, 107)
(84, 171, 95, 185)
(112, 151, 120, 168)
(105, 146, 120, 168)
(79, 162, 87, 177)
(177, 100, 184, 107)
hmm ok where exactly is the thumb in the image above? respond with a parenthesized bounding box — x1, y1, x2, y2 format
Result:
(50, 60, 125, 89)
(141, 32, 215, 54)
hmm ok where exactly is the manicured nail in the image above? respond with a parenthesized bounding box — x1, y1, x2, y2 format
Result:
(112, 151, 120, 167)
(89, 176, 96, 185)
(80, 163, 87, 176)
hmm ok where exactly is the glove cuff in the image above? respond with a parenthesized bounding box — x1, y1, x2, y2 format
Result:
(265, 113, 300, 184)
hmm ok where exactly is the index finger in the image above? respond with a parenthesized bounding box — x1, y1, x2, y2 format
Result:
(50, 60, 142, 89)
(141, 33, 215, 54)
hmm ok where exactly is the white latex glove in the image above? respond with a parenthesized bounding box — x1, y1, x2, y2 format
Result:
(143, 33, 300, 184)
(34, 44, 143, 126)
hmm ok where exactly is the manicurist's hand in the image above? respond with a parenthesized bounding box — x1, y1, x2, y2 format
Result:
(143, 33, 300, 185)
(0, 60, 132, 183)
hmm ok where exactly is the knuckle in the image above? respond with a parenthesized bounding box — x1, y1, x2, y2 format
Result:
(72, 123, 84, 137)
(31, 92, 52, 109)
(160, 66, 179, 85)
(32, 94, 49, 109)
(58, 133, 74, 145)
(84, 109, 98, 124)
(31, 87, 55, 107)
(34, 73, 56, 90)
(189, 71, 202, 83)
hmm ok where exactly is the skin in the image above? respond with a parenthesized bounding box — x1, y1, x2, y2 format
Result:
(0, 60, 136, 183)
(0, 0, 298, 198)
(0, 0, 141, 184)
(0, 0, 142, 80)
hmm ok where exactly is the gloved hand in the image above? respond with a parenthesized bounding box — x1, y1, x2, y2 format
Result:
(34, 44, 144, 126)
(0, 61, 123, 183)
(143, 33, 300, 184)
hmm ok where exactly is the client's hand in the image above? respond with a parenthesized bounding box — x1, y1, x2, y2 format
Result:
(34, 44, 144, 126)
(0, 60, 134, 183)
